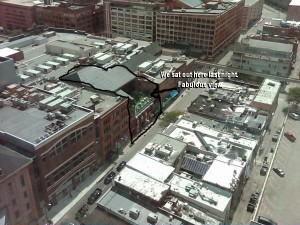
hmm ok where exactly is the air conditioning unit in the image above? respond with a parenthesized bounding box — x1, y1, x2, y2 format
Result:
(46, 112, 55, 120)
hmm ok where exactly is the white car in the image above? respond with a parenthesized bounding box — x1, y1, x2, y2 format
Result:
(289, 113, 299, 120)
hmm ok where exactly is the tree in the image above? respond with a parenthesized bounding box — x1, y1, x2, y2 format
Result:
(159, 110, 183, 128)
(287, 87, 300, 105)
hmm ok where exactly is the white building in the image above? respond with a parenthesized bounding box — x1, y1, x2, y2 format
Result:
(230, 38, 293, 76)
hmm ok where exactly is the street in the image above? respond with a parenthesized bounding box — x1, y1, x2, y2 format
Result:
(57, 83, 204, 224)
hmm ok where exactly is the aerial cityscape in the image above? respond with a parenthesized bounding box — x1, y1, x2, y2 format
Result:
(0, 0, 300, 225)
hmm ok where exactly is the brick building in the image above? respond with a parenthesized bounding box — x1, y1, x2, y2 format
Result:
(287, 0, 300, 21)
(35, 2, 104, 34)
(0, 145, 41, 225)
(0, 84, 98, 206)
(156, 0, 245, 60)
(0, 0, 36, 31)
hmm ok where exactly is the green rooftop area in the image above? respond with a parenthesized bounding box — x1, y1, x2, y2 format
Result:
(133, 92, 154, 115)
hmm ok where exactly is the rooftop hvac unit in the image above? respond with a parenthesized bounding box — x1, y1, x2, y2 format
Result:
(90, 94, 100, 103)
(192, 121, 197, 128)
(46, 112, 55, 120)
(129, 208, 140, 220)
(147, 213, 158, 224)
(164, 143, 173, 151)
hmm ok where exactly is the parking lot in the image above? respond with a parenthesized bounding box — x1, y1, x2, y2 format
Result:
(256, 116, 300, 224)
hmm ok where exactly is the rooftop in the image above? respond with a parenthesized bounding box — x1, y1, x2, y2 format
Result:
(0, 86, 93, 146)
(0, 0, 35, 6)
(252, 79, 281, 105)
(127, 153, 175, 182)
(114, 167, 170, 202)
(139, 133, 187, 166)
(245, 0, 260, 6)
(97, 190, 182, 225)
(0, 48, 20, 58)
(167, 173, 232, 219)
(0, 144, 31, 180)
(202, 155, 244, 191)
(62, 66, 136, 92)
(45, 40, 95, 53)
(289, 0, 300, 6)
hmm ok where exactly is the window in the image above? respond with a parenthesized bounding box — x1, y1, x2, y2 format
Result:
(24, 191, 28, 198)
(15, 211, 20, 219)
(8, 183, 13, 194)
(12, 199, 17, 206)
(20, 175, 25, 187)
(26, 203, 30, 210)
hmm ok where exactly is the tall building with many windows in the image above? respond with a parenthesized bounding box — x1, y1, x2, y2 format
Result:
(105, 0, 165, 41)
(156, 0, 245, 60)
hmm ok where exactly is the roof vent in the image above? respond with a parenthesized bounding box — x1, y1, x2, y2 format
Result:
(268, 82, 275, 87)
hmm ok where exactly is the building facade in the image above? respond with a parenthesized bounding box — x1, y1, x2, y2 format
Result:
(0, 84, 98, 206)
(106, 0, 164, 41)
(0, 57, 20, 91)
(242, 0, 263, 30)
(287, 0, 300, 21)
(156, 0, 245, 60)
(0, 145, 41, 225)
(35, 3, 104, 34)
(0, 0, 36, 31)
(230, 38, 293, 77)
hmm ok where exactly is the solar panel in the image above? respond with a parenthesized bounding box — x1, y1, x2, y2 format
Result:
(181, 156, 210, 176)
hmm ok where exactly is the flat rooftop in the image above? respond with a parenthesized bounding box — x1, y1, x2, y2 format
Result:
(127, 153, 175, 182)
(289, 0, 300, 6)
(45, 40, 95, 52)
(0, 0, 35, 6)
(252, 79, 281, 105)
(168, 173, 232, 219)
(0, 144, 31, 180)
(0, 48, 19, 58)
(202, 155, 244, 191)
(63, 66, 135, 92)
(242, 38, 293, 53)
(114, 167, 170, 202)
(0, 89, 92, 146)
(139, 133, 187, 166)
(75, 88, 124, 116)
(97, 190, 182, 225)
(245, 0, 260, 6)
(176, 119, 257, 150)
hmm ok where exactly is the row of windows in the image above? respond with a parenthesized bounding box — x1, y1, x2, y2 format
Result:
(42, 126, 91, 162)
(45, 147, 91, 187)
(157, 17, 215, 23)
(7, 175, 25, 194)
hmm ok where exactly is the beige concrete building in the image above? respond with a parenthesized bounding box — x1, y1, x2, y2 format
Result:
(0, 145, 41, 225)
(242, 0, 264, 30)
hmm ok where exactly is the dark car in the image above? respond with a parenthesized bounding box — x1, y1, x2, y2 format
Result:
(117, 161, 126, 172)
(258, 216, 277, 225)
(104, 171, 116, 184)
(284, 131, 296, 142)
(272, 167, 285, 177)
(247, 203, 255, 213)
(87, 188, 102, 205)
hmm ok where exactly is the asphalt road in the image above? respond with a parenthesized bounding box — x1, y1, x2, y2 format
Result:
(256, 115, 300, 224)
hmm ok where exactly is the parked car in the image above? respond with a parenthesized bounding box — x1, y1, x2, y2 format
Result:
(257, 216, 278, 225)
(260, 162, 269, 176)
(87, 188, 102, 205)
(284, 131, 296, 141)
(117, 161, 126, 172)
(289, 113, 299, 120)
(75, 204, 89, 221)
(247, 203, 255, 213)
(104, 171, 116, 184)
(273, 167, 285, 177)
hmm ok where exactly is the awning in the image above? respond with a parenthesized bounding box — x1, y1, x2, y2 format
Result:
(169, 90, 178, 98)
